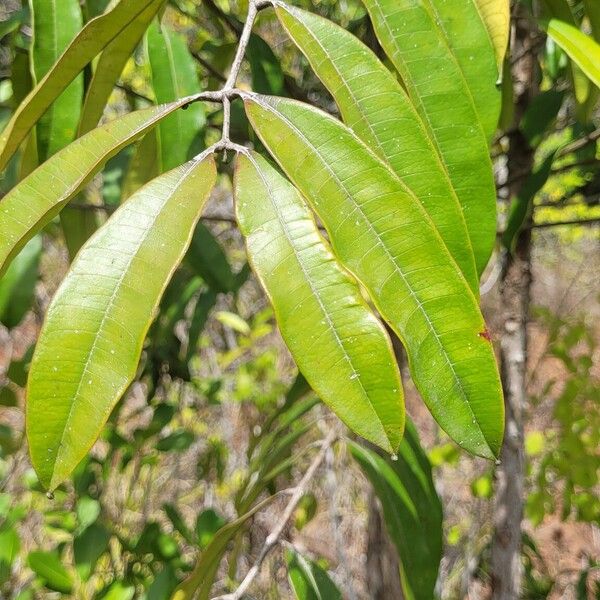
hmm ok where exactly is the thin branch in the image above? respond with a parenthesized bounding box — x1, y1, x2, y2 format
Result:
(557, 128, 600, 157)
(210, 429, 337, 600)
(530, 216, 600, 229)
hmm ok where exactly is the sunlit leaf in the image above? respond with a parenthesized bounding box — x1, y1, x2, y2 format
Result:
(26, 155, 216, 490)
(546, 19, 600, 90)
(0, 0, 161, 170)
(276, 5, 478, 293)
(28, 551, 73, 594)
(78, 0, 165, 134)
(362, 0, 498, 272)
(235, 151, 404, 453)
(246, 96, 503, 458)
(0, 99, 196, 278)
(147, 21, 205, 171)
(475, 0, 510, 78)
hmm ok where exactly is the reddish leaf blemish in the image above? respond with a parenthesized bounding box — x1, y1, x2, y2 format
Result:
(478, 328, 492, 342)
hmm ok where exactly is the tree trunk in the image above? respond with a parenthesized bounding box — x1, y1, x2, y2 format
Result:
(490, 6, 538, 598)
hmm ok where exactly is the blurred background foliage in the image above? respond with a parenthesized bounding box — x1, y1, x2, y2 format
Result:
(0, 0, 598, 598)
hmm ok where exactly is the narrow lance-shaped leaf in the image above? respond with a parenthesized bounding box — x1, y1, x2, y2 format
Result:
(287, 549, 342, 600)
(30, 0, 83, 161)
(475, 0, 511, 79)
(0, 236, 42, 329)
(362, 0, 498, 273)
(147, 21, 205, 171)
(349, 420, 443, 600)
(276, 6, 479, 295)
(235, 152, 404, 453)
(0, 0, 159, 170)
(0, 98, 196, 278)
(26, 155, 216, 490)
(246, 96, 504, 459)
(546, 19, 600, 90)
(78, 0, 166, 135)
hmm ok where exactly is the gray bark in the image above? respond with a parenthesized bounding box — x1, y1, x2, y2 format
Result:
(490, 6, 539, 598)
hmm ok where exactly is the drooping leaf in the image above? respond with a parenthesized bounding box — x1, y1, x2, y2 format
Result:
(0, 0, 161, 170)
(276, 6, 478, 294)
(246, 96, 503, 459)
(27, 550, 73, 594)
(362, 0, 498, 272)
(147, 21, 205, 171)
(235, 151, 405, 454)
(350, 421, 443, 600)
(30, 0, 83, 161)
(0, 236, 41, 328)
(78, 0, 165, 134)
(0, 99, 196, 278)
(26, 155, 217, 490)
(172, 494, 281, 600)
(287, 549, 342, 600)
(475, 0, 511, 78)
(546, 19, 600, 90)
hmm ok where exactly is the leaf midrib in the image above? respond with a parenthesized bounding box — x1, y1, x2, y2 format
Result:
(252, 98, 490, 451)
(244, 153, 392, 447)
(52, 162, 195, 481)
(282, 8, 478, 289)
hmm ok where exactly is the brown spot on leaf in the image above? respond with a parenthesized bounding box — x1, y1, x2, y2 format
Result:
(478, 328, 492, 342)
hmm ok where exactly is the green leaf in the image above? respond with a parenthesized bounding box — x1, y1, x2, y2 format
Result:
(245, 96, 504, 459)
(98, 581, 135, 600)
(0, 99, 195, 278)
(78, 0, 165, 134)
(247, 34, 285, 95)
(27, 550, 73, 594)
(276, 6, 479, 294)
(30, 0, 83, 161)
(122, 130, 160, 201)
(350, 422, 443, 600)
(0, 0, 163, 170)
(520, 90, 565, 148)
(156, 430, 195, 452)
(195, 508, 226, 549)
(546, 19, 600, 90)
(186, 223, 236, 293)
(234, 151, 404, 454)
(26, 155, 217, 490)
(287, 549, 342, 600)
(172, 494, 280, 600)
(362, 0, 498, 272)
(0, 525, 20, 584)
(0, 236, 41, 328)
(147, 21, 205, 171)
(502, 152, 557, 250)
(475, 0, 510, 78)
(74, 522, 110, 580)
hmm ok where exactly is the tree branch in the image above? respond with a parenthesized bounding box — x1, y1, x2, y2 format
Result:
(210, 429, 337, 600)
